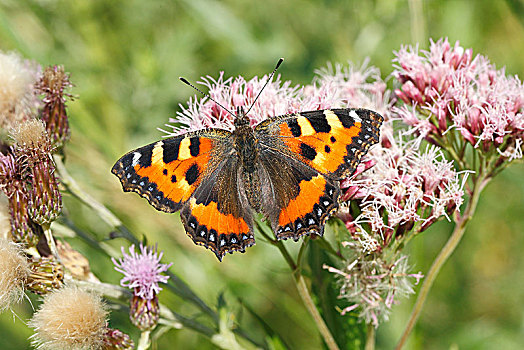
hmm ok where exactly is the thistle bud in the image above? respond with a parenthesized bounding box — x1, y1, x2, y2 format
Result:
(0, 152, 39, 246)
(26, 256, 64, 295)
(102, 328, 135, 350)
(130, 294, 160, 330)
(10, 120, 62, 224)
(35, 65, 72, 148)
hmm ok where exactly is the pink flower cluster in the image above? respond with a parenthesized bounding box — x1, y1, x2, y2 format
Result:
(341, 124, 466, 247)
(164, 60, 391, 135)
(393, 38, 524, 159)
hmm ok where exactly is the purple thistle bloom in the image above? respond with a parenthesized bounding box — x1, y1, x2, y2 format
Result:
(112, 244, 172, 300)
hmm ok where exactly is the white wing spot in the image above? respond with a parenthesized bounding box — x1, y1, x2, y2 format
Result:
(132, 152, 141, 166)
(349, 110, 362, 123)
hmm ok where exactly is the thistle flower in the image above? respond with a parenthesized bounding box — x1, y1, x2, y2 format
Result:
(0, 51, 41, 131)
(10, 119, 62, 224)
(28, 286, 108, 350)
(0, 237, 31, 312)
(112, 243, 171, 330)
(393, 38, 524, 162)
(35, 65, 73, 148)
(0, 152, 39, 246)
(324, 245, 423, 327)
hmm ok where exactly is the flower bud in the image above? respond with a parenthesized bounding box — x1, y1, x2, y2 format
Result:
(102, 328, 135, 350)
(35, 65, 73, 148)
(26, 256, 64, 295)
(130, 294, 159, 330)
(10, 120, 62, 224)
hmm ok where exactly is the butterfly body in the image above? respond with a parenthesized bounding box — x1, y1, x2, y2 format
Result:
(112, 108, 383, 260)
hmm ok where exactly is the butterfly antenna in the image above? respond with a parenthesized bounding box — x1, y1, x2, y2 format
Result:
(179, 77, 236, 118)
(245, 58, 284, 116)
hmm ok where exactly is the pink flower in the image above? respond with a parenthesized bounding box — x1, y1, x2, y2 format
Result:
(112, 244, 172, 300)
(341, 122, 466, 244)
(164, 60, 391, 135)
(393, 38, 524, 161)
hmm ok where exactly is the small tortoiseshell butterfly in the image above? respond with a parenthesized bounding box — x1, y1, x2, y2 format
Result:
(112, 60, 383, 261)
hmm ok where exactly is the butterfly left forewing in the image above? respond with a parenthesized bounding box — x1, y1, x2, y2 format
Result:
(111, 129, 231, 213)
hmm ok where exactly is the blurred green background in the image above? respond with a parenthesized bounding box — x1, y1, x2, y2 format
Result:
(1, 0, 523, 349)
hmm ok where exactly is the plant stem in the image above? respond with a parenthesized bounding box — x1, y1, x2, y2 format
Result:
(255, 220, 339, 350)
(365, 324, 375, 350)
(42, 223, 60, 260)
(137, 330, 151, 350)
(295, 274, 340, 350)
(395, 175, 488, 349)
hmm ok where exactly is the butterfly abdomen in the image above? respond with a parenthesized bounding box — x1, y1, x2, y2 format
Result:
(233, 125, 263, 211)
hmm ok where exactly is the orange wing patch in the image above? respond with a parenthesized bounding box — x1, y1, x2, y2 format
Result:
(275, 109, 382, 179)
(181, 198, 254, 261)
(275, 174, 340, 240)
(111, 131, 227, 213)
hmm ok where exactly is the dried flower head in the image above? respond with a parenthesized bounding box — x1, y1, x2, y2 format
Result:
(35, 65, 73, 148)
(0, 238, 30, 312)
(325, 245, 423, 327)
(0, 51, 41, 130)
(112, 243, 172, 300)
(10, 120, 62, 224)
(26, 256, 64, 295)
(29, 286, 108, 350)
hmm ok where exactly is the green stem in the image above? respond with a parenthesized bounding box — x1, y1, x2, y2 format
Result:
(42, 223, 60, 260)
(395, 174, 489, 349)
(137, 330, 151, 350)
(255, 220, 339, 350)
(365, 324, 375, 350)
(295, 274, 340, 350)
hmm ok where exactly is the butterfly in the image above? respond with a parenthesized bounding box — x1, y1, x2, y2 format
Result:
(112, 62, 383, 261)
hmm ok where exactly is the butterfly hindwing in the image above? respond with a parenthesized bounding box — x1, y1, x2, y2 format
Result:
(257, 147, 340, 240)
(180, 156, 255, 261)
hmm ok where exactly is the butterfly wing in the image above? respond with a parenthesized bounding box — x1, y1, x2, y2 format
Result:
(112, 129, 255, 260)
(256, 108, 383, 179)
(256, 149, 341, 240)
(179, 156, 255, 261)
(111, 129, 230, 212)
(254, 108, 383, 239)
